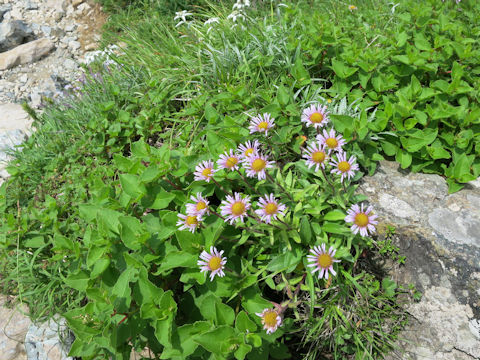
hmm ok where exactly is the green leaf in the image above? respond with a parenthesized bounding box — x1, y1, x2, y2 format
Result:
(235, 311, 257, 333)
(119, 216, 148, 251)
(299, 216, 312, 243)
(323, 210, 346, 221)
(64, 271, 90, 291)
(382, 278, 397, 298)
(119, 174, 147, 199)
(277, 85, 289, 106)
(267, 251, 301, 272)
(292, 57, 311, 86)
(154, 251, 198, 274)
(205, 103, 219, 123)
(400, 128, 438, 152)
(24, 236, 46, 248)
(149, 188, 176, 210)
(395, 149, 412, 169)
(322, 222, 350, 235)
(235, 343, 253, 360)
(195, 326, 236, 354)
(90, 258, 110, 278)
(331, 59, 358, 79)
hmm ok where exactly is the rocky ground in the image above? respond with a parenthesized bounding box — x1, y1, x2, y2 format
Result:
(0, 0, 107, 107)
(0, 1, 479, 360)
(362, 161, 480, 360)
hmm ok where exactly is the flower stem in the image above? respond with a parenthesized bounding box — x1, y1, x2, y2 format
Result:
(321, 167, 336, 194)
(276, 218, 292, 231)
(235, 168, 256, 193)
(211, 177, 232, 196)
(266, 172, 294, 202)
(211, 210, 264, 235)
(249, 213, 283, 232)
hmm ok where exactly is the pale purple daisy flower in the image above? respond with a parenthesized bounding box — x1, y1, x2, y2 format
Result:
(255, 308, 282, 334)
(186, 192, 209, 216)
(243, 152, 274, 180)
(255, 194, 286, 224)
(306, 244, 341, 280)
(217, 149, 240, 171)
(303, 142, 329, 172)
(316, 128, 346, 153)
(344, 203, 378, 237)
(330, 152, 359, 182)
(194, 160, 215, 182)
(177, 213, 202, 233)
(249, 113, 275, 136)
(220, 192, 251, 224)
(237, 140, 260, 160)
(198, 246, 227, 281)
(301, 104, 330, 129)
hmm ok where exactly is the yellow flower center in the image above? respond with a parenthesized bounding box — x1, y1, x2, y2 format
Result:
(263, 310, 278, 328)
(202, 168, 212, 177)
(354, 213, 369, 227)
(251, 159, 266, 172)
(309, 112, 324, 124)
(312, 151, 326, 163)
(317, 253, 333, 269)
(208, 256, 222, 271)
(349, 5, 357, 10)
(264, 203, 278, 215)
(258, 121, 269, 130)
(185, 216, 198, 226)
(325, 138, 338, 148)
(196, 201, 207, 211)
(226, 156, 238, 168)
(327, 99, 332, 103)
(337, 161, 351, 173)
(245, 148, 254, 157)
(231, 201, 246, 216)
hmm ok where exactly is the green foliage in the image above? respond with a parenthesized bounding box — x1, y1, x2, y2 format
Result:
(5, 0, 479, 358)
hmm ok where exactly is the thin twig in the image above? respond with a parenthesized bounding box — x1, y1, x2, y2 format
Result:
(266, 172, 294, 202)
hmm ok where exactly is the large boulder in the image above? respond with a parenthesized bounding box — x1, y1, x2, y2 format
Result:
(359, 161, 480, 359)
(0, 20, 33, 53)
(0, 38, 54, 70)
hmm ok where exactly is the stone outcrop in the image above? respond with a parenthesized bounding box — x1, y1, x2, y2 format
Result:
(0, 38, 54, 70)
(0, 295, 31, 360)
(0, 20, 33, 52)
(25, 316, 73, 360)
(359, 161, 480, 359)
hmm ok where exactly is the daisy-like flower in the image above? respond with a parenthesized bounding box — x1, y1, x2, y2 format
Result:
(330, 152, 359, 182)
(255, 194, 287, 224)
(301, 104, 330, 129)
(344, 203, 378, 237)
(249, 113, 275, 136)
(220, 192, 251, 224)
(256, 308, 282, 334)
(198, 247, 227, 281)
(243, 152, 274, 180)
(237, 140, 260, 160)
(348, 5, 358, 11)
(186, 192, 209, 216)
(204, 17, 220, 26)
(177, 213, 202, 233)
(217, 149, 240, 171)
(316, 128, 346, 154)
(194, 160, 215, 182)
(303, 142, 329, 172)
(307, 244, 341, 280)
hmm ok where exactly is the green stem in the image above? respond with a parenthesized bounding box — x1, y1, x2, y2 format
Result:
(235, 168, 256, 193)
(266, 172, 294, 202)
(321, 167, 336, 195)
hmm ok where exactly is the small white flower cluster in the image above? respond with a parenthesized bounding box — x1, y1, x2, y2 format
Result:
(174, 10, 193, 27)
(227, 0, 250, 27)
(82, 44, 121, 65)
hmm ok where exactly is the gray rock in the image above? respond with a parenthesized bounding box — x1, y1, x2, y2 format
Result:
(64, 24, 75, 32)
(24, 0, 39, 10)
(0, 4, 12, 21)
(41, 25, 51, 36)
(0, 129, 27, 161)
(0, 38, 55, 70)
(68, 40, 80, 51)
(0, 20, 34, 52)
(359, 161, 480, 359)
(0, 295, 31, 360)
(25, 316, 74, 360)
